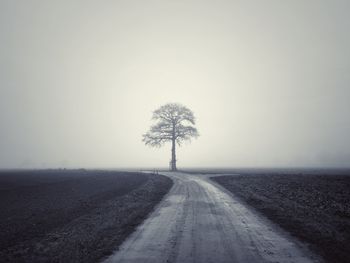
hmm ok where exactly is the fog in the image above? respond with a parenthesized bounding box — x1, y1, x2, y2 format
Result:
(1, 0, 349, 169)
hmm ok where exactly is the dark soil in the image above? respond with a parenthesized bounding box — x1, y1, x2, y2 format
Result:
(0, 169, 173, 262)
(211, 173, 350, 263)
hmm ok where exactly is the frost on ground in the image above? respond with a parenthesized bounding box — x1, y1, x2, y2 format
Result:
(212, 173, 350, 263)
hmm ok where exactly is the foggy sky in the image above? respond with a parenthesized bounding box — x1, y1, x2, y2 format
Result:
(1, 0, 349, 169)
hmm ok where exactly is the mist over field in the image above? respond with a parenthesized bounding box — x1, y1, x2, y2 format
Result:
(1, 0, 350, 169)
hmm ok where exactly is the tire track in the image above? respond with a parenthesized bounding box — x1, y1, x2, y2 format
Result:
(103, 172, 320, 263)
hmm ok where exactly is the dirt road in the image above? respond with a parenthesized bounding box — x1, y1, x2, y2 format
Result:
(104, 172, 320, 263)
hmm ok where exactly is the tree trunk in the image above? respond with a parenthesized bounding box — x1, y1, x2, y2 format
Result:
(171, 125, 177, 171)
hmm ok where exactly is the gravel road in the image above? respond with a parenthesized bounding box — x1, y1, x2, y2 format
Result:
(104, 172, 320, 263)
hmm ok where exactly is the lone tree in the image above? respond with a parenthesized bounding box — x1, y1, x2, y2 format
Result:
(143, 103, 199, 171)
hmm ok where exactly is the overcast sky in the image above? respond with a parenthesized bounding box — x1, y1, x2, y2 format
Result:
(1, 0, 349, 169)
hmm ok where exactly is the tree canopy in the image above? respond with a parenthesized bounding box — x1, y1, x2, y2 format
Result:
(143, 103, 199, 170)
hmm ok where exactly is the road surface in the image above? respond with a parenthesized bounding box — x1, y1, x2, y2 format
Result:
(104, 172, 320, 263)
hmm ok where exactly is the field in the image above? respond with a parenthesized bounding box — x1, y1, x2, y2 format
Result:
(0, 169, 173, 262)
(211, 171, 350, 263)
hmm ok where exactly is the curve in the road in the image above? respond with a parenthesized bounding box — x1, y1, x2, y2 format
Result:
(103, 172, 321, 263)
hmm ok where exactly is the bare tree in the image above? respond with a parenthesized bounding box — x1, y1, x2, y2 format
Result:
(143, 103, 199, 171)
